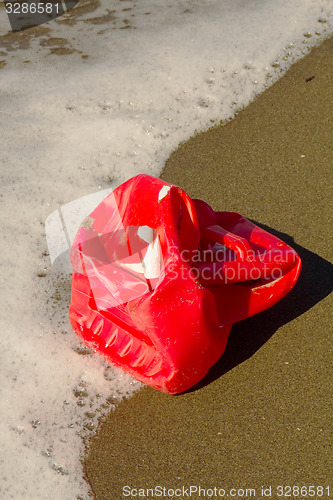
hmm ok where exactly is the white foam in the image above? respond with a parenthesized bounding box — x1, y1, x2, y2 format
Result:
(1, 0, 332, 498)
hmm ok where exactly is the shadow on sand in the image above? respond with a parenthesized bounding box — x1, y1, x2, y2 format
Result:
(187, 223, 333, 392)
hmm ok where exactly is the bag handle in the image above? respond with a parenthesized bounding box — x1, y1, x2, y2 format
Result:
(201, 224, 252, 262)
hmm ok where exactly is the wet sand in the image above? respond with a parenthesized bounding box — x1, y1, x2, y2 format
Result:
(85, 38, 333, 499)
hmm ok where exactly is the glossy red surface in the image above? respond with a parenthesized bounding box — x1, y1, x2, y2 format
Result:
(69, 175, 301, 393)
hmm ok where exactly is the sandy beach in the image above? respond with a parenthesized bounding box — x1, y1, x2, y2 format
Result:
(84, 37, 333, 500)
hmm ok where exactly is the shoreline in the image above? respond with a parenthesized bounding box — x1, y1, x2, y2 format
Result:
(84, 37, 333, 499)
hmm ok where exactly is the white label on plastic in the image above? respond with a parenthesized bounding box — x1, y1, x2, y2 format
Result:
(158, 185, 170, 202)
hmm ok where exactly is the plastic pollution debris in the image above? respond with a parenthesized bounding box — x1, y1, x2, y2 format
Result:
(69, 174, 301, 394)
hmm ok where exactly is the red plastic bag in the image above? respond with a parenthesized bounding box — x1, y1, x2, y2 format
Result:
(69, 175, 301, 394)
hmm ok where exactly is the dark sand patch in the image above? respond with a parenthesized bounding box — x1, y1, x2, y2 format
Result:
(0, 25, 51, 52)
(39, 36, 71, 47)
(83, 9, 116, 25)
(84, 38, 333, 500)
(49, 46, 77, 55)
(39, 36, 76, 54)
